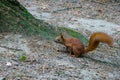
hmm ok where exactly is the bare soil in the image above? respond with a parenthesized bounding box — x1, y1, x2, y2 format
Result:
(0, 0, 120, 80)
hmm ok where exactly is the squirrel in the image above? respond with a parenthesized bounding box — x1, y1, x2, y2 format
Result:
(54, 32, 114, 57)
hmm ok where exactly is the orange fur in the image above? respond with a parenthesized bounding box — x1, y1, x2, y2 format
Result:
(55, 32, 114, 57)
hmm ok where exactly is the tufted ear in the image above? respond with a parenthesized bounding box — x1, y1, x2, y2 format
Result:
(60, 32, 65, 41)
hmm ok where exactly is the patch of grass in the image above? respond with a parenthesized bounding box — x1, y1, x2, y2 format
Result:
(20, 55, 27, 62)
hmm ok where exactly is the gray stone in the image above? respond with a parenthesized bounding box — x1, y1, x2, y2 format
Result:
(0, 77, 6, 80)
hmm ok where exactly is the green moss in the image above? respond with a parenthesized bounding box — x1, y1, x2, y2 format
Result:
(0, 0, 88, 45)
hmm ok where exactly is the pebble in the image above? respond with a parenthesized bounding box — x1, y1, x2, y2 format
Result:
(0, 77, 6, 80)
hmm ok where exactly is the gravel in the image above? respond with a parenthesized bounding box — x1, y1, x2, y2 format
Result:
(0, 0, 120, 79)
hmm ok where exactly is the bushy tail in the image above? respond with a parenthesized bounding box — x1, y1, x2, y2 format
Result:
(85, 32, 114, 53)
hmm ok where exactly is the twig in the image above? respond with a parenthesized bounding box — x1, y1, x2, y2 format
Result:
(0, 45, 23, 51)
(91, 0, 106, 5)
(53, 6, 82, 13)
(91, 0, 120, 6)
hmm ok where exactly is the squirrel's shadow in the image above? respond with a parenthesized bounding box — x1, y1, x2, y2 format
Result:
(81, 55, 119, 68)
(57, 47, 119, 68)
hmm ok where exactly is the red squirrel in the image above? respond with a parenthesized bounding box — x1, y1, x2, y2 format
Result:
(54, 32, 114, 57)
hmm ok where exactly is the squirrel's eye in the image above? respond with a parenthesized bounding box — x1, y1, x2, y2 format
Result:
(57, 39, 60, 41)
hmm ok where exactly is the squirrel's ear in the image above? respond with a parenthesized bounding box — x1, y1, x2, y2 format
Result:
(60, 33, 65, 40)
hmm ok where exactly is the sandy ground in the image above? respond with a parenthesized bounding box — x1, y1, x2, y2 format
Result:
(0, 0, 120, 80)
